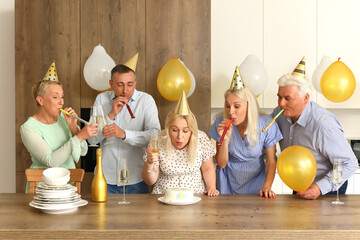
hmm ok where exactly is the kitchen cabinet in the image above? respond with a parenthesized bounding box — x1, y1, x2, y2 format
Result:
(262, 0, 317, 109)
(211, 0, 263, 108)
(211, 0, 360, 109)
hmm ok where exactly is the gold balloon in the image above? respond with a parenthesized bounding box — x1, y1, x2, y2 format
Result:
(320, 60, 356, 102)
(277, 146, 317, 192)
(157, 58, 191, 101)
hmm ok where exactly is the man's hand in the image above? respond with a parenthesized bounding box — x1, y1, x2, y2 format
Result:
(296, 184, 321, 200)
(108, 96, 127, 120)
(102, 124, 126, 139)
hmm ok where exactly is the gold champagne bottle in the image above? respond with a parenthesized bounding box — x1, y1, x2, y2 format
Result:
(92, 148, 107, 202)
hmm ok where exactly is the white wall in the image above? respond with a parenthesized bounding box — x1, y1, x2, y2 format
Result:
(0, 0, 15, 193)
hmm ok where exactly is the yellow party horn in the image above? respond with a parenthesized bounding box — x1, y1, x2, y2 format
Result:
(60, 109, 90, 125)
(262, 109, 284, 132)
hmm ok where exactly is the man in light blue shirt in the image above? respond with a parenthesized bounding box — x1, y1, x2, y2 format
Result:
(91, 64, 160, 193)
(272, 59, 358, 200)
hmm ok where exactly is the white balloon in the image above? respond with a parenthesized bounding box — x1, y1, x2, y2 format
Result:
(312, 56, 333, 94)
(178, 59, 196, 97)
(239, 54, 268, 96)
(84, 44, 116, 91)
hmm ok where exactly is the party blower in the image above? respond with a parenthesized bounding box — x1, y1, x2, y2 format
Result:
(261, 109, 284, 132)
(60, 109, 90, 125)
(218, 118, 234, 146)
(125, 102, 135, 119)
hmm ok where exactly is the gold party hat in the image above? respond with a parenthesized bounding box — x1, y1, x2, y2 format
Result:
(230, 66, 245, 90)
(124, 53, 139, 72)
(43, 61, 59, 81)
(174, 91, 190, 116)
(291, 56, 306, 79)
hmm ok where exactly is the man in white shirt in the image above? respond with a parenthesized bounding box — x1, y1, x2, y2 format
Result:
(92, 64, 160, 193)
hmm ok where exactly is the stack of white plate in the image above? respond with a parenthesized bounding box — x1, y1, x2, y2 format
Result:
(29, 183, 88, 214)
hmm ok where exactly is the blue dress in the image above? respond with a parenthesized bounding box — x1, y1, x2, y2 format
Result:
(208, 115, 283, 194)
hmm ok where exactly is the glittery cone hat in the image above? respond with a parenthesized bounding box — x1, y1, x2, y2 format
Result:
(291, 56, 306, 79)
(124, 53, 139, 72)
(174, 91, 190, 116)
(230, 66, 245, 90)
(43, 61, 59, 81)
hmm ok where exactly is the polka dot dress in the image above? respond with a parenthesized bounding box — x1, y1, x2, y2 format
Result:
(145, 131, 215, 194)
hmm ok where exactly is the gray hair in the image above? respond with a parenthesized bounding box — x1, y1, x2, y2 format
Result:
(277, 73, 311, 97)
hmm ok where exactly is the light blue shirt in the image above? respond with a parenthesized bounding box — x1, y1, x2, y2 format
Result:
(272, 102, 358, 194)
(208, 114, 283, 194)
(91, 89, 161, 185)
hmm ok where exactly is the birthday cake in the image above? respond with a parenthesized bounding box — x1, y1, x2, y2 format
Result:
(164, 188, 194, 203)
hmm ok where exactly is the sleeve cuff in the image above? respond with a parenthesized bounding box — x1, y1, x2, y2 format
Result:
(122, 130, 133, 142)
(316, 178, 332, 195)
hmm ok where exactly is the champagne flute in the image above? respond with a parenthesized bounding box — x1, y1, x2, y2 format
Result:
(332, 158, 344, 205)
(148, 137, 160, 173)
(118, 158, 130, 205)
(88, 106, 99, 147)
(96, 104, 113, 145)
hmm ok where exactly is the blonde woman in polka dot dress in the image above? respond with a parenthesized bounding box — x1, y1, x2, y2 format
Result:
(142, 110, 219, 196)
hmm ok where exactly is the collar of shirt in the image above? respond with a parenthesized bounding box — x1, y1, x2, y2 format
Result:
(285, 102, 311, 128)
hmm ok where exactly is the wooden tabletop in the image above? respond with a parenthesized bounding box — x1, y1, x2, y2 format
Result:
(1, 193, 360, 239)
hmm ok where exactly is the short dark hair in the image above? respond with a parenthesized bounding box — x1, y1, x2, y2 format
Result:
(111, 64, 136, 79)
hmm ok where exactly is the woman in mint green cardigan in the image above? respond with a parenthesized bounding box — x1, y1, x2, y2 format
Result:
(20, 80, 98, 171)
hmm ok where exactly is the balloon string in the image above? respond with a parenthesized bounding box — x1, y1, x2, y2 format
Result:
(218, 118, 234, 146)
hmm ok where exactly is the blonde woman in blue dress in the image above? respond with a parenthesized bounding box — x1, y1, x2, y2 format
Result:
(208, 71, 282, 198)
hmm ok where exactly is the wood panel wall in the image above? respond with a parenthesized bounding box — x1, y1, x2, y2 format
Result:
(15, 0, 210, 193)
(15, 0, 81, 192)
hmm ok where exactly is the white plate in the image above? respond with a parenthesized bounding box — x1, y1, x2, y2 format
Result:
(158, 196, 201, 205)
(29, 199, 88, 214)
(36, 183, 76, 191)
(33, 193, 80, 202)
(35, 189, 76, 198)
(32, 197, 82, 205)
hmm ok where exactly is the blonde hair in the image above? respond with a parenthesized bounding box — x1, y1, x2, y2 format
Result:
(223, 88, 260, 147)
(160, 110, 199, 165)
(32, 80, 62, 106)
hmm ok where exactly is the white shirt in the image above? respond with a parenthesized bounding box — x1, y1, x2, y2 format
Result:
(91, 89, 161, 185)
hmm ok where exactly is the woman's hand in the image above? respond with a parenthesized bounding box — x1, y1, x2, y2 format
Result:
(204, 188, 220, 197)
(146, 147, 159, 165)
(259, 186, 276, 199)
(217, 119, 233, 145)
(76, 123, 98, 142)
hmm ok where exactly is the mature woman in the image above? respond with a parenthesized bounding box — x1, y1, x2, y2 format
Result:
(20, 80, 98, 170)
(142, 93, 219, 196)
(208, 87, 283, 198)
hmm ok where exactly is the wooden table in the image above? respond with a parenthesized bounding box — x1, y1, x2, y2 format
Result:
(1, 194, 360, 239)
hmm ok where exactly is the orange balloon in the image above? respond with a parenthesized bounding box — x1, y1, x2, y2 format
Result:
(157, 58, 191, 101)
(277, 146, 317, 192)
(320, 60, 356, 102)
